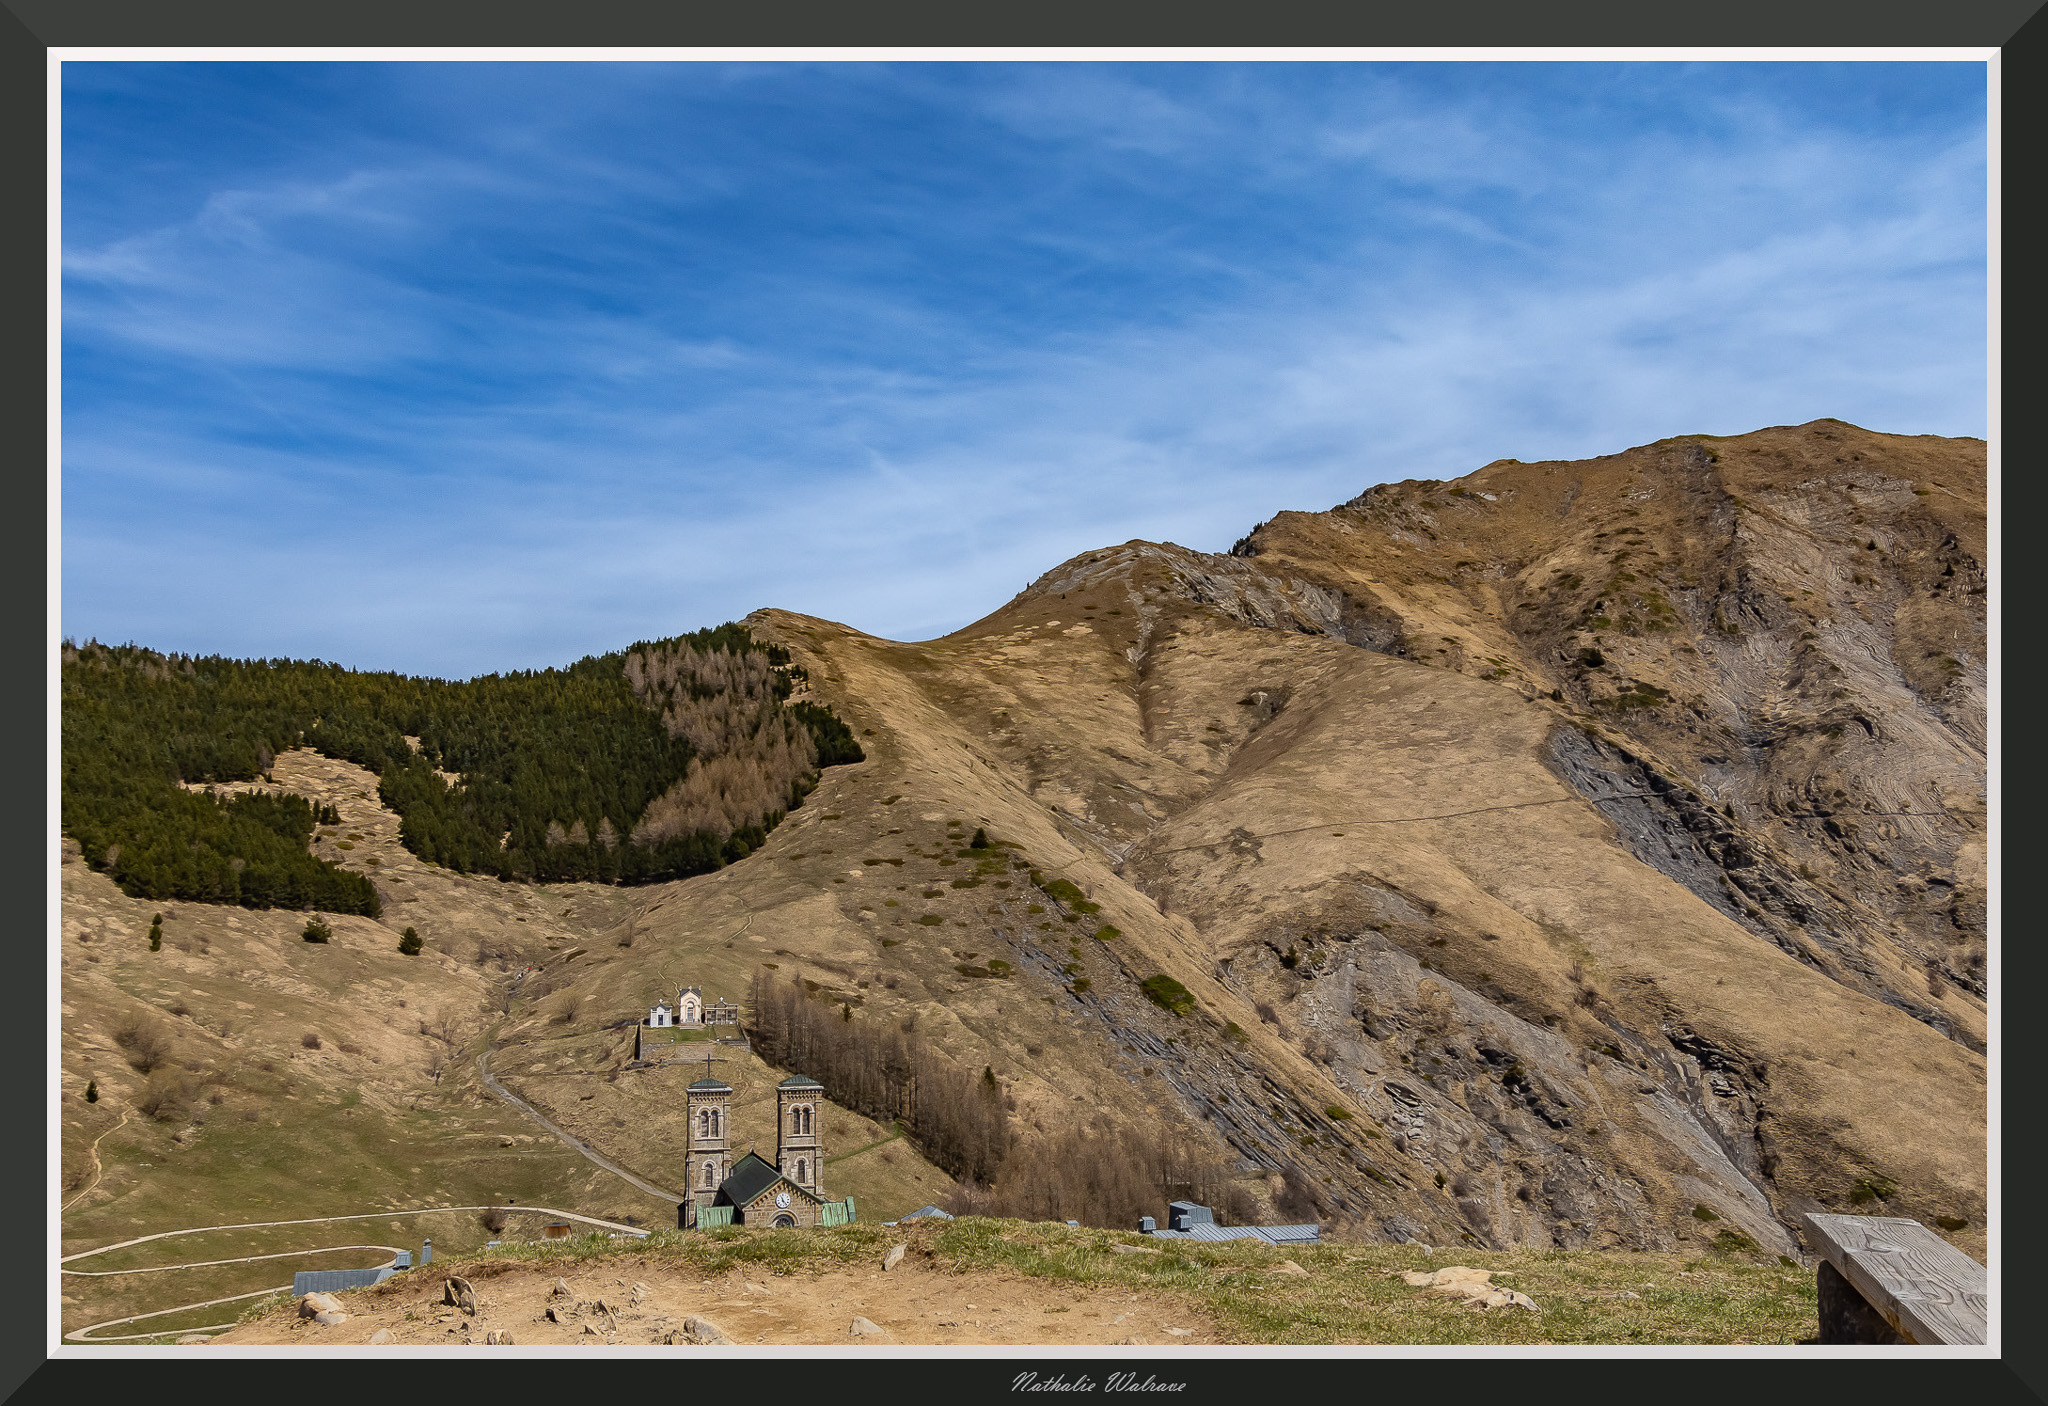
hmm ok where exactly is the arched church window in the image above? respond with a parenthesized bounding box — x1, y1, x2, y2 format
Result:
(797, 1158, 807, 1184)
(710, 1108, 721, 1137)
(702, 1161, 715, 1189)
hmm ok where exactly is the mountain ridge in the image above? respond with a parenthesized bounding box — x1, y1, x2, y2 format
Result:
(732, 416, 1984, 1256)
(61, 419, 1987, 1341)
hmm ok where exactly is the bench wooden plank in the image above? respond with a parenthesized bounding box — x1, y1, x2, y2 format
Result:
(1803, 1213, 1987, 1345)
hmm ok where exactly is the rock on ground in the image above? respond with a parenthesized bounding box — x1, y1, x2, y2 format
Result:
(680, 1315, 730, 1344)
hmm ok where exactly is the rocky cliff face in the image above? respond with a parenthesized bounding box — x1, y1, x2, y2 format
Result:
(732, 419, 1984, 1262)
(1224, 420, 1987, 1051)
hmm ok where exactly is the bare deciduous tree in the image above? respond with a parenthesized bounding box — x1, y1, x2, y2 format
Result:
(955, 1117, 1262, 1230)
(748, 968, 1008, 1185)
(625, 644, 819, 846)
(418, 1009, 473, 1084)
(136, 1068, 193, 1122)
(113, 1012, 174, 1073)
(1272, 1164, 1328, 1222)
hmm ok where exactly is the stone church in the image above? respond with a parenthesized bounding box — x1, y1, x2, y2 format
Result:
(679, 1073, 841, 1229)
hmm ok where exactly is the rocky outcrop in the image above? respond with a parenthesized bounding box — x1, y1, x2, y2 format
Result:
(723, 420, 1983, 1264)
(1540, 724, 1979, 1052)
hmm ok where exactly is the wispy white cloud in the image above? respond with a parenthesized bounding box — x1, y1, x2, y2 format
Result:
(59, 61, 1985, 677)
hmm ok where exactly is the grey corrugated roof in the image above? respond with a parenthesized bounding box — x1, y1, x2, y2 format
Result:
(1144, 1222, 1321, 1244)
(1184, 1224, 1274, 1242)
(293, 1267, 397, 1295)
(1255, 1224, 1322, 1243)
(1149, 1224, 1257, 1242)
(900, 1205, 953, 1220)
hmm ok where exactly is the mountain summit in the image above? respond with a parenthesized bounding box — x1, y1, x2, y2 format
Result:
(733, 418, 1984, 1255)
(61, 420, 1986, 1321)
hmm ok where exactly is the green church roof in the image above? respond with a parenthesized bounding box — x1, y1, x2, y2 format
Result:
(715, 1150, 784, 1207)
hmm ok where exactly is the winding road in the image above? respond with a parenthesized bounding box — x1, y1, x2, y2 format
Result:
(475, 1048, 687, 1204)
(65, 905, 733, 1343)
(61, 1111, 131, 1214)
(468, 902, 763, 1207)
(61, 1205, 650, 1343)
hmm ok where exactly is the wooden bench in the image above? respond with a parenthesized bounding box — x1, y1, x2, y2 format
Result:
(1803, 1212, 1987, 1345)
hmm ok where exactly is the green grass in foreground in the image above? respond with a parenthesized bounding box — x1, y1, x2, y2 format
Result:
(387, 1215, 1817, 1346)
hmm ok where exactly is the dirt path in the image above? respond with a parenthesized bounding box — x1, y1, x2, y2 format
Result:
(64, 1244, 404, 1277)
(61, 1205, 648, 1270)
(62, 1205, 651, 1343)
(61, 1110, 130, 1213)
(67, 1284, 308, 1343)
(209, 1253, 1221, 1347)
(476, 1046, 686, 1204)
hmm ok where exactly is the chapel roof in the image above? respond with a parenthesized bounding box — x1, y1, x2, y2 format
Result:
(716, 1151, 784, 1207)
(715, 1150, 826, 1210)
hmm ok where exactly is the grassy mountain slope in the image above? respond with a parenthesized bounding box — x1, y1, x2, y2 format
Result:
(712, 419, 1984, 1260)
(1229, 420, 1987, 1043)
(58, 745, 947, 1344)
(62, 420, 1986, 1347)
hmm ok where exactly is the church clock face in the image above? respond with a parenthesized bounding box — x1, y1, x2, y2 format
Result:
(775, 1192, 792, 1209)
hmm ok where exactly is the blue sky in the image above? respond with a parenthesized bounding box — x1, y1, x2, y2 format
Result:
(60, 60, 1987, 679)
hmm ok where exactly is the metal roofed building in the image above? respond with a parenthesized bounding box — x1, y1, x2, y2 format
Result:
(1246, 1222, 1322, 1245)
(1137, 1202, 1319, 1246)
(293, 1250, 412, 1297)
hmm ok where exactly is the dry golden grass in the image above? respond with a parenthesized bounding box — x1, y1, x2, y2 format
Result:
(214, 1216, 1820, 1347)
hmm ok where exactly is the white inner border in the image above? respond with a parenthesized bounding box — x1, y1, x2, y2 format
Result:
(47, 44, 2001, 1365)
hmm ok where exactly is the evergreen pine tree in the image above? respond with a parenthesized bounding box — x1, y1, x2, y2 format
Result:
(85, 1078, 98, 1103)
(398, 926, 422, 956)
(148, 914, 162, 952)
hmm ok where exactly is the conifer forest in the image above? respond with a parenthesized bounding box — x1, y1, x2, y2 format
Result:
(61, 624, 864, 914)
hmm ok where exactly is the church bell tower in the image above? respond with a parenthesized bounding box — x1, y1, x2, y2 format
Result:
(776, 1074, 824, 1196)
(684, 1077, 733, 1218)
